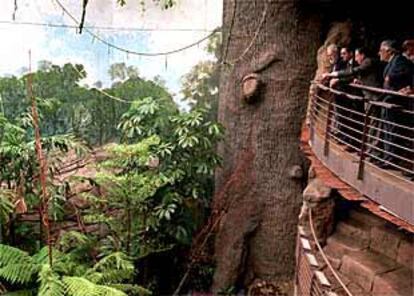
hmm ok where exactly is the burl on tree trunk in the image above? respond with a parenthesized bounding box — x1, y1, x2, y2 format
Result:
(213, 0, 321, 291)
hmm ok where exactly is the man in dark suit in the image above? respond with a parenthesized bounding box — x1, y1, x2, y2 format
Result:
(377, 40, 413, 169)
(325, 47, 383, 98)
(324, 48, 384, 155)
(323, 47, 363, 150)
(402, 39, 414, 63)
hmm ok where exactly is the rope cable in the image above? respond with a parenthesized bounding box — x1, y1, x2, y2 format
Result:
(69, 64, 131, 104)
(53, 0, 219, 57)
(309, 209, 354, 296)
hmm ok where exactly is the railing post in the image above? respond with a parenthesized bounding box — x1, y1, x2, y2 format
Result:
(357, 101, 371, 180)
(323, 93, 334, 157)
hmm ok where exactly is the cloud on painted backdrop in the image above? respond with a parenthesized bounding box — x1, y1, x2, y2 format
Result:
(0, 0, 222, 101)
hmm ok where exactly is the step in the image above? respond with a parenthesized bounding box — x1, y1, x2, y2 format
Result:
(340, 250, 398, 292)
(335, 219, 371, 247)
(348, 208, 385, 228)
(396, 237, 414, 270)
(369, 225, 405, 260)
(325, 253, 342, 270)
(324, 233, 368, 260)
(372, 267, 413, 296)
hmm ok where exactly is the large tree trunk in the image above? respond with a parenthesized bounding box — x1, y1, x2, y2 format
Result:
(213, 0, 321, 291)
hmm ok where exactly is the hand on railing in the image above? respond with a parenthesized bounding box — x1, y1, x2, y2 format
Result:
(329, 78, 339, 88)
(399, 86, 413, 95)
(322, 72, 339, 79)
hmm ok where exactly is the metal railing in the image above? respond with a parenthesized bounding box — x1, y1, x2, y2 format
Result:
(309, 82, 414, 183)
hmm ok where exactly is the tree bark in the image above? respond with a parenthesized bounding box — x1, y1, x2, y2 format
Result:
(213, 0, 321, 291)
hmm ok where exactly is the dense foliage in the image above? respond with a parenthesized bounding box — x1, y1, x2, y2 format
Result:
(0, 62, 172, 145)
(0, 53, 223, 294)
(180, 31, 221, 121)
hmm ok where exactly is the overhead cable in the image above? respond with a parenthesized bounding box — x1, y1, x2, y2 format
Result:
(0, 20, 218, 32)
(53, 0, 220, 57)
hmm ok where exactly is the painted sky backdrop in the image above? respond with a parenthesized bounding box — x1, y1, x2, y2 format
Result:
(0, 0, 222, 102)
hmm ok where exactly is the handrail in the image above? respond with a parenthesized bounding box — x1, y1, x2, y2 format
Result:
(313, 82, 365, 101)
(349, 83, 414, 99)
(310, 81, 414, 185)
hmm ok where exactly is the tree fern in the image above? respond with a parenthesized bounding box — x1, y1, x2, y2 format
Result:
(0, 190, 14, 223)
(82, 252, 134, 285)
(37, 264, 65, 296)
(63, 276, 126, 296)
(109, 284, 152, 296)
(95, 285, 128, 296)
(0, 245, 33, 267)
(0, 263, 39, 284)
(93, 252, 134, 276)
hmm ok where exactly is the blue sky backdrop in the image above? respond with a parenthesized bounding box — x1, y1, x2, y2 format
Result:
(0, 0, 222, 103)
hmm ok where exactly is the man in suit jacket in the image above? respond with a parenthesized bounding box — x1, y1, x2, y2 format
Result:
(324, 48, 386, 159)
(402, 39, 414, 63)
(322, 47, 364, 149)
(381, 42, 412, 92)
(324, 47, 383, 99)
(376, 40, 413, 169)
(400, 40, 414, 94)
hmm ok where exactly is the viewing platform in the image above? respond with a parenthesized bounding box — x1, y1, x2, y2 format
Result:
(295, 83, 413, 296)
(305, 82, 413, 229)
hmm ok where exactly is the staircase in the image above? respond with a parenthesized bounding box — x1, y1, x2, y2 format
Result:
(322, 208, 413, 296)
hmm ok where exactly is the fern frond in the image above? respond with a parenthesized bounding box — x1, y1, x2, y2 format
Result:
(94, 252, 133, 270)
(109, 284, 152, 296)
(91, 252, 134, 284)
(31, 247, 49, 264)
(0, 263, 39, 284)
(0, 191, 14, 223)
(0, 244, 33, 267)
(90, 269, 134, 285)
(63, 276, 128, 296)
(63, 276, 99, 296)
(95, 285, 128, 296)
(37, 264, 65, 296)
(58, 231, 90, 251)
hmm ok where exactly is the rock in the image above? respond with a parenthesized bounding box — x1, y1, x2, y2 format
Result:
(370, 226, 403, 260)
(396, 238, 414, 269)
(372, 267, 413, 296)
(303, 178, 332, 203)
(308, 166, 316, 180)
(300, 178, 334, 244)
(324, 233, 368, 260)
(340, 251, 397, 292)
(335, 220, 371, 247)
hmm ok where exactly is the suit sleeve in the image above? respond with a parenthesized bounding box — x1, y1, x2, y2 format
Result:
(336, 59, 373, 79)
(387, 59, 411, 83)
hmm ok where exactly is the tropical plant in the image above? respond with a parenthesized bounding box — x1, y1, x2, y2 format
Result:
(0, 244, 151, 295)
(180, 31, 221, 121)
